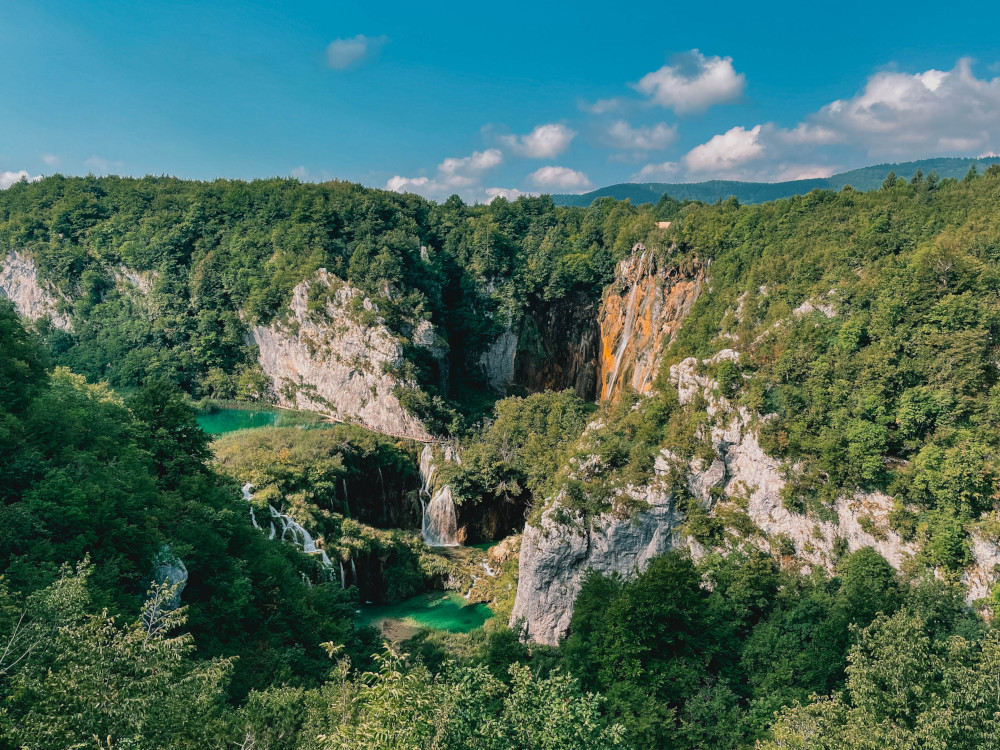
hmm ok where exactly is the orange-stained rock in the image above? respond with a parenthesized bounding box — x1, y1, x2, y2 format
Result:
(598, 244, 704, 401)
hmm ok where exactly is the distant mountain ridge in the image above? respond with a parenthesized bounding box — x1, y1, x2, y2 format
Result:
(552, 156, 1000, 207)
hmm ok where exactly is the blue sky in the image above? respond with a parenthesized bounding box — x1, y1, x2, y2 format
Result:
(3, 1, 1000, 200)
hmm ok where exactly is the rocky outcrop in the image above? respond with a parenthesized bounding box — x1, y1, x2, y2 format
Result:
(598, 245, 703, 401)
(250, 270, 438, 440)
(510, 482, 681, 646)
(151, 545, 188, 609)
(0, 251, 72, 330)
(511, 349, 1000, 644)
(670, 354, 920, 573)
(479, 326, 519, 391)
(965, 536, 1000, 602)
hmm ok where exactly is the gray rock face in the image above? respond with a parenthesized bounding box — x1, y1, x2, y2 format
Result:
(479, 325, 519, 391)
(0, 251, 72, 330)
(512, 349, 1000, 645)
(510, 485, 680, 646)
(250, 270, 437, 440)
(151, 546, 188, 609)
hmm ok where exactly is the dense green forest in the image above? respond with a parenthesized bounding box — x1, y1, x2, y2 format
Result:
(4, 165, 1000, 747)
(0, 174, 657, 429)
(3, 308, 995, 746)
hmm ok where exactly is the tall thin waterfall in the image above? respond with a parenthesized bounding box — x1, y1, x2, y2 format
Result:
(242, 483, 334, 569)
(605, 248, 648, 397)
(418, 445, 459, 546)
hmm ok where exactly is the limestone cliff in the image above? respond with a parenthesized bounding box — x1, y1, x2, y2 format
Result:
(511, 349, 1000, 645)
(250, 270, 443, 441)
(598, 245, 703, 401)
(511, 482, 681, 646)
(0, 251, 72, 330)
(669, 354, 920, 574)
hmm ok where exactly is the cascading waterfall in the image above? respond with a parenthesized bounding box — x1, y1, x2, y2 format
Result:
(423, 485, 459, 547)
(242, 483, 334, 570)
(339, 561, 346, 589)
(605, 249, 648, 397)
(418, 444, 459, 547)
(350, 557, 357, 583)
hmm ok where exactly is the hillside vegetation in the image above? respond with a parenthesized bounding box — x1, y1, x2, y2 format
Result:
(2, 165, 1000, 747)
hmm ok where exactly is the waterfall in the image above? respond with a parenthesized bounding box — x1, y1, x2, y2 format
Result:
(605, 249, 648, 397)
(350, 557, 357, 583)
(242, 483, 334, 571)
(422, 485, 459, 547)
(419, 444, 436, 496)
(417, 444, 458, 546)
(339, 561, 346, 589)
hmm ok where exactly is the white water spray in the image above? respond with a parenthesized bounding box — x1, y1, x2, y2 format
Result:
(242, 483, 334, 570)
(417, 445, 459, 546)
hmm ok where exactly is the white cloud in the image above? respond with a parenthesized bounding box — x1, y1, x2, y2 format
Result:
(326, 34, 389, 70)
(684, 125, 764, 173)
(438, 149, 503, 183)
(677, 59, 1000, 182)
(808, 58, 1000, 157)
(605, 120, 677, 151)
(0, 170, 42, 190)
(632, 161, 680, 181)
(42, 153, 59, 166)
(527, 166, 593, 192)
(781, 123, 843, 146)
(772, 164, 836, 181)
(500, 123, 576, 158)
(387, 175, 431, 193)
(486, 187, 539, 202)
(387, 148, 504, 200)
(634, 50, 745, 113)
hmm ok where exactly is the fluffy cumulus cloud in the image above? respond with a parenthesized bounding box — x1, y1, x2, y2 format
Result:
(605, 120, 678, 151)
(631, 161, 680, 181)
(772, 164, 836, 181)
(1, 170, 42, 190)
(326, 34, 389, 70)
(634, 50, 745, 113)
(500, 123, 576, 158)
(810, 58, 1000, 156)
(670, 58, 1000, 181)
(527, 166, 593, 192)
(387, 148, 503, 200)
(684, 125, 764, 173)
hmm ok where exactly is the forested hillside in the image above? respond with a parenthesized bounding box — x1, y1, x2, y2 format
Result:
(3, 165, 1000, 747)
(553, 156, 1000, 207)
(0, 175, 661, 432)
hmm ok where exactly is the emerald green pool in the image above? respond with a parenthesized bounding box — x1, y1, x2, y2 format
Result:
(197, 406, 323, 435)
(357, 591, 493, 634)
